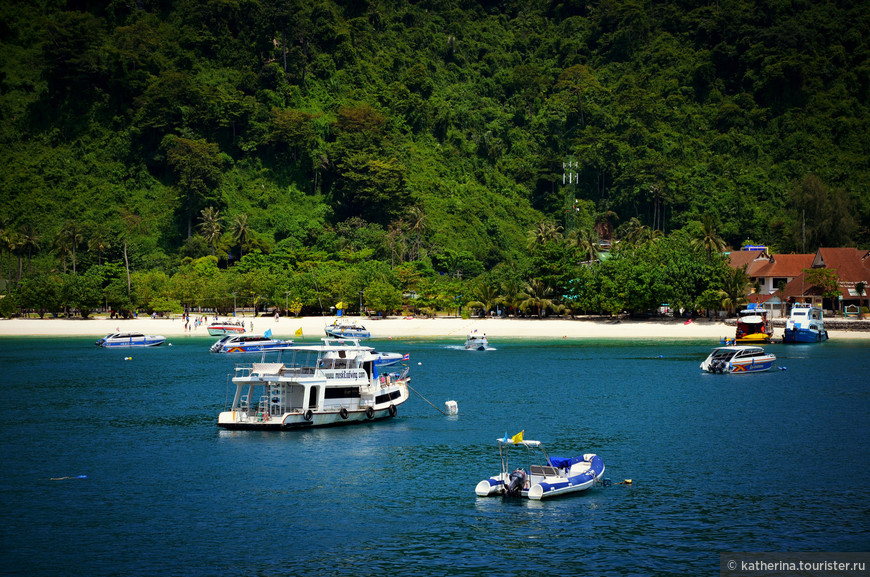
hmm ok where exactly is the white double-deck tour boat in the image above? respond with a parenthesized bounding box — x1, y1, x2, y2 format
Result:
(476, 437, 605, 500)
(217, 338, 410, 430)
(96, 332, 166, 348)
(700, 345, 776, 374)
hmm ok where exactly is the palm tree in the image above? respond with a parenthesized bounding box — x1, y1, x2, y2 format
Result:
(620, 217, 664, 247)
(527, 221, 563, 250)
(719, 265, 751, 314)
(87, 228, 110, 266)
(465, 282, 501, 317)
(198, 207, 222, 256)
(692, 215, 727, 264)
(229, 213, 251, 260)
(407, 206, 426, 261)
(18, 224, 40, 275)
(519, 279, 555, 318)
(569, 227, 600, 263)
(59, 221, 83, 274)
(499, 278, 524, 317)
(120, 209, 146, 295)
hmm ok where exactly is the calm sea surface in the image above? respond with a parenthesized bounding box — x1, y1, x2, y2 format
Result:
(1, 335, 868, 576)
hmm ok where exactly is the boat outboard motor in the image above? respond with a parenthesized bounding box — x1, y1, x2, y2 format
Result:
(505, 469, 527, 497)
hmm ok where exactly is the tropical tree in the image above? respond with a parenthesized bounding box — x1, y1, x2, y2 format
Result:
(719, 265, 751, 314)
(465, 281, 501, 317)
(198, 207, 223, 257)
(18, 224, 40, 275)
(519, 279, 555, 318)
(228, 213, 251, 260)
(691, 215, 727, 264)
(569, 227, 600, 263)
(527, 220, 563, 249)
(804, 268, 841, 311)
(58, 221, 84, 274)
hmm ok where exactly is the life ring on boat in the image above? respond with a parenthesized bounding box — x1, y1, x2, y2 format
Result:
(304, 409, 313, 421)
(365, 407, 375, 419)
(339, 407, 348, 420)
(388, 404, 397, 417)
(263, 413, 270, 421)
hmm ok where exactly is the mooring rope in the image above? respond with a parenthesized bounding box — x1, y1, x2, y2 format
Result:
(407, 383, 448, 415)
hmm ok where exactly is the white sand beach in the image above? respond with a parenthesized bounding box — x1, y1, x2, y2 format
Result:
(1, 314, 868, 341)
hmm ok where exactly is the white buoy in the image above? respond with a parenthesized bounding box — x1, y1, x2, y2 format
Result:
(445, 400, 458, 415)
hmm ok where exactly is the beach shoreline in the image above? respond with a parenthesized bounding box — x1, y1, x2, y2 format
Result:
(1, 315, 868, 341)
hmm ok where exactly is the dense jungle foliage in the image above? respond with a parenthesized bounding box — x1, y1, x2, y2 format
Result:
(1, 0, 868, 318)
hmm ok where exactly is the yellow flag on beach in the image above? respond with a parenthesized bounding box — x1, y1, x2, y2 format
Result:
(511, 430, 524, 444)
(295, 327, 303, 337)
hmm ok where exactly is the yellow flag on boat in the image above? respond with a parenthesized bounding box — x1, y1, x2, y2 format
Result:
(295, 327, 303, 337)
(511, 430, 524, 444)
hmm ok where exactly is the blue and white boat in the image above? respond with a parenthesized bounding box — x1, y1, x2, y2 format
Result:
(475, 436, 605, 500)
(96, 332, 166, 348)
(700, 345, 776, 374)
(324, 319, 371, 339)
(783, 304, 828, 343)
(210, 333, 293, 353)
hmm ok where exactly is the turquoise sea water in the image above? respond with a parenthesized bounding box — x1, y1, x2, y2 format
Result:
(1, 336, 868, 576)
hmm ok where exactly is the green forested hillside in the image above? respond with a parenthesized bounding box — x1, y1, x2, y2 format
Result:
(1, 0, 868, 317)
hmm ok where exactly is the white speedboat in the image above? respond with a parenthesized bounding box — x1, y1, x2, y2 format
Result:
(465, 330, 488, 350)
(96, 332, 166, 347)
(207, 321, 246, 336)
(217, 338, 410, 430)
(700, 345, 776, 373)
(475, 436, 605, 500)
(209, 334, 293, 353)
(324, 318, 371, 339)
(783, 304, 828, 343)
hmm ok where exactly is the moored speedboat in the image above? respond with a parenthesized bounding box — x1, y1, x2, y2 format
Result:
(783, 304, 828, 343)
(207, 321, 246, 336)
(324, 318, 371, 339)
(735, 306, 773, 343)
(209, 333, 292, 353)
(475, 434, 605, 500)
(217, 338, 409, 430)
(465, 330, 488, 350)
(700, 345, 776, 374)
(96, 332, 166, 347)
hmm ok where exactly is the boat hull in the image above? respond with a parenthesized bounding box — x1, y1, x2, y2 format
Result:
(324, 328, 371, 339)
(783, 328, 828, 343)
(213, 343, 291, 353)
(96, 337, 165, 347)
(218, 404, 402, 430)
(735, 333, 772, 344)
(207, 326, 245, 336)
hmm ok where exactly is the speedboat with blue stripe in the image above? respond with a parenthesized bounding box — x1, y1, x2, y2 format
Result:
(475, 437, 605, 500)
(96, 332, 166, 348)
(700, 345, 776, 373)
(210, 334, 293, 353)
